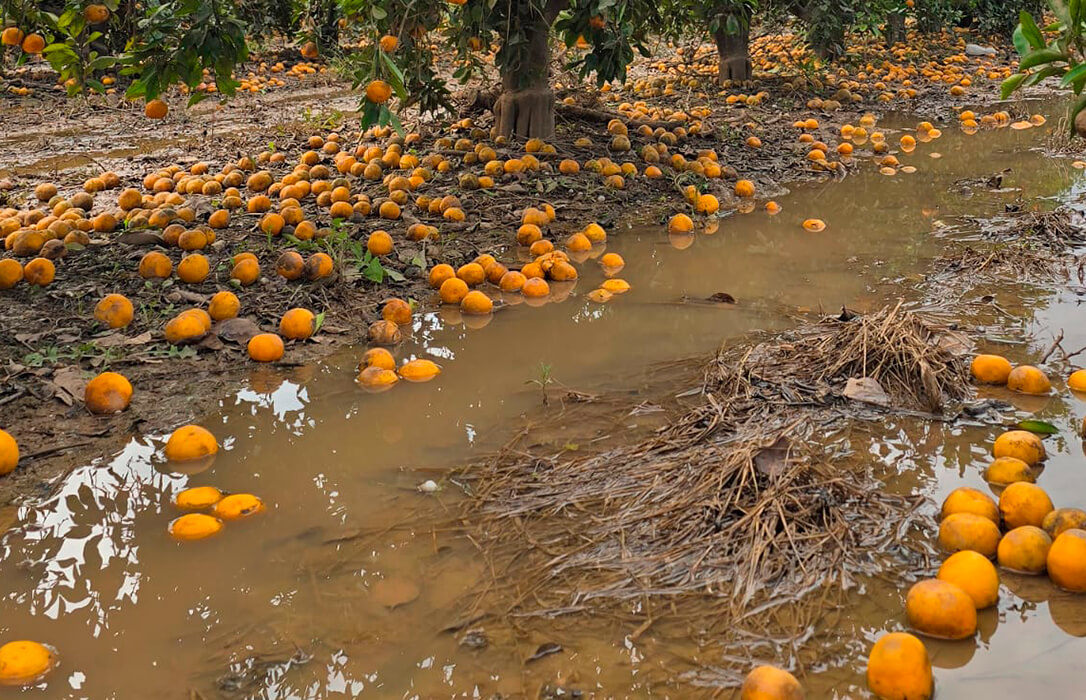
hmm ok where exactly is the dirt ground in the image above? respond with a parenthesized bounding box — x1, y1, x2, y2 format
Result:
(0, 26, 1055, 506)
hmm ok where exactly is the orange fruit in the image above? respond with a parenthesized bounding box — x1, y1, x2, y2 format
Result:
(905, 578, 976, 640)
(168, 513, 223, 541)
(367, 230, 394, 256)
(938, 513, 1001, 558)
(739, 665, 803, 699)
(992, 430, 1045, 465)
(0, 428, 20, 476)
(984, 456, 1034, 485)
(164, 309, 210, 345)
(802, 219, 826, 232)
(997, 525, 1052, 574)
(999, 482, 1053, 529)
(668, 214, 694, 234)
(357, 366, 399, 391)
(139, 251, 173, 279)
(84, 371, 133, 414)
(461, 290, 493, 315)
(522, 277, 550, 298)
(208, 291, 240, 321)
(365, 79, 392, 104)
(566, 232, 592, 252)
(305, 252, 334, 280)
(279, 308, 316, 340)
(144, 99, 168, 119)
(734, 180, 755, 197)
(367, 319, 402, 345)
(457, 262, 486, 286)
(164, 424, 218, 462)
(0, 259, 24, 289)
(937, 550, 999, 609)
(177, 254, 209, 284)
(0, 640, 56, 685)
(93, 293, 134, 329)
(360, 348, 396, 372)
(248, 333, 285, 362)
(20, 32, 45, 54)
(439, 277, 470, 304)
(1048, 529, 1086, 592)
(23, 258, 54, 286)
(174, 486, 223, 509)
(1007, 365, 1051, 395)
(1, 27, 25, 47)
(428, 264, 456, 289)
(213, 493, 264, 520)
(399, 358, 441, 382)
(382, 298, 412, 325)
(865, 633, 933, 700)
(970, 354, 1012, 384)
(231, 258, 261, 286)
(1043, 508, 1086, 539)
(1068, 369, 1086, 392)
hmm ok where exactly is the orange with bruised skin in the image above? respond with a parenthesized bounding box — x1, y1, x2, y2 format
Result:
(938, 513, 1001, 558)
(360, 348, 396, 372)
(461, 290, 494, 314)
(382, 298, 412, 325)
(937, 550, 999, 609)
(997, 525, 1052, 574)
(1043, 508, 1086, 539)
(84, 371, 133, 414)
(23, 258, 54, 286)
(164, 425, 218, 462)
(139, 252, 174, 280)
(984, 456, 1034, 485)
(1007, 365, 1051, 395)
(999, 482, 1054, 529)
(208, 291, 240, 321)
(399, 359, 442, 382)
(940, 487, 999, 523)
(866, 632, 933, 700)
(993, 430, 1045, 465)
(0, 640, 56, 685)
(213, 493, 265, 520)
(905, 578, 977, 640)
(357, 365, 399, 391)
(94, 294, 134, 328)
(368, 320, 402, 345)
(164, 309, 210, 345)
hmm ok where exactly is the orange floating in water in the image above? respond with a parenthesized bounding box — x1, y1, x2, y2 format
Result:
(169, 513, 224, 541)
(357, 366, 399, 392)
(802, 219, 826, 232)
(0, 640, 57, 686)
(399, 358, 441, 382)
(174, 486, 224, 509)
(213, 493, 265, 520)
(1010, 120, 1033, 130)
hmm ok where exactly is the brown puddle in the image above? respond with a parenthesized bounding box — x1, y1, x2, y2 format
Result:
(2, 111, 1086, 697)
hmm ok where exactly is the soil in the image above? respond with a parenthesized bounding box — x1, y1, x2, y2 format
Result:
(0, 26, 1057, 506)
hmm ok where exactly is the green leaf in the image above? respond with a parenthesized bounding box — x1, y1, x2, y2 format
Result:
(1019, 11, 1046, 50)
(1027, 64, 1064, 86)
(1015, 419, 1059, 435)
(1013, 24, 1030, 57)
(1060, 62, 1086, 87)
(1020, 47, 1069, 71)
(1000, 72, 1028, 99)
(313, 311, 325, 335)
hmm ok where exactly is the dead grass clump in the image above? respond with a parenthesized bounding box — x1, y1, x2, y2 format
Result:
(977, 207, 1086, 252)
(933, 243, 1069, 282)
(454, 305, 964, 645)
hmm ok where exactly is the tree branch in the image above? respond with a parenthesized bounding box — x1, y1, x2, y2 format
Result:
(544, 0, 570, 24)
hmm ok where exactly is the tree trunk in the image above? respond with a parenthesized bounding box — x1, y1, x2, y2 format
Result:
(493, 0, 567, 140)
(885, 11, 905, 45)
(713, 25, 752, 84)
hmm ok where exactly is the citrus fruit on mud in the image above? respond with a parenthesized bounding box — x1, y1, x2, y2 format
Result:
(279, 308, 315, 340)
(382, 298, 412, 325)
(992, 430, 1045, 465)
(164, 425, 218, 462)
(997, 525, 1052, 574)
(999, 482, 1054, 529)
(208, 291, 240, 321)
(866, 632, 933, 700)
(1069, 369, 1086, 393)
(367, 320, 402, 345)
(169, 513, 223, 541)
(0, 428, 18, 476)
(144, 99, 168, 119)
(248, 333, 285, 362)
(938, 513, 1001, 557)
(0, 640, 56, 686)
(937, 550, 999, 609)
(84, 371, 133, 414)
(970, 354, 1012, 384)
(905, 578, 977, 640)
(461, 290, 493, 315)
(1048, 529, 1086, 592)
(93, 294, 134, 329)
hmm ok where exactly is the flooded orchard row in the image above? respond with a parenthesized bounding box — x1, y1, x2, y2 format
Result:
(1, 110, 1086, 698)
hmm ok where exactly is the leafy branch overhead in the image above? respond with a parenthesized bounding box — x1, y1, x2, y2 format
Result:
(1002, 2, 1086, 131)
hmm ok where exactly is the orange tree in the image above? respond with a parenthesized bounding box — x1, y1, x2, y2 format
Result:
(661, 0, 757, 83)
(342, 0, 660, 139)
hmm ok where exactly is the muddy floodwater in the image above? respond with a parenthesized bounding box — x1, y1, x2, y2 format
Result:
(3, 110, 1086, 698)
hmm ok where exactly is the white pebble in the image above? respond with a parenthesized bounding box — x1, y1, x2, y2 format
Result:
(418, 480, 439, 493)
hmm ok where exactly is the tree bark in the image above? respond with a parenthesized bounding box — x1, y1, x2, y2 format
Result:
(885, 11, 905, 45)
(493, 0, 567, 140)
(713, 25, 752, 84)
